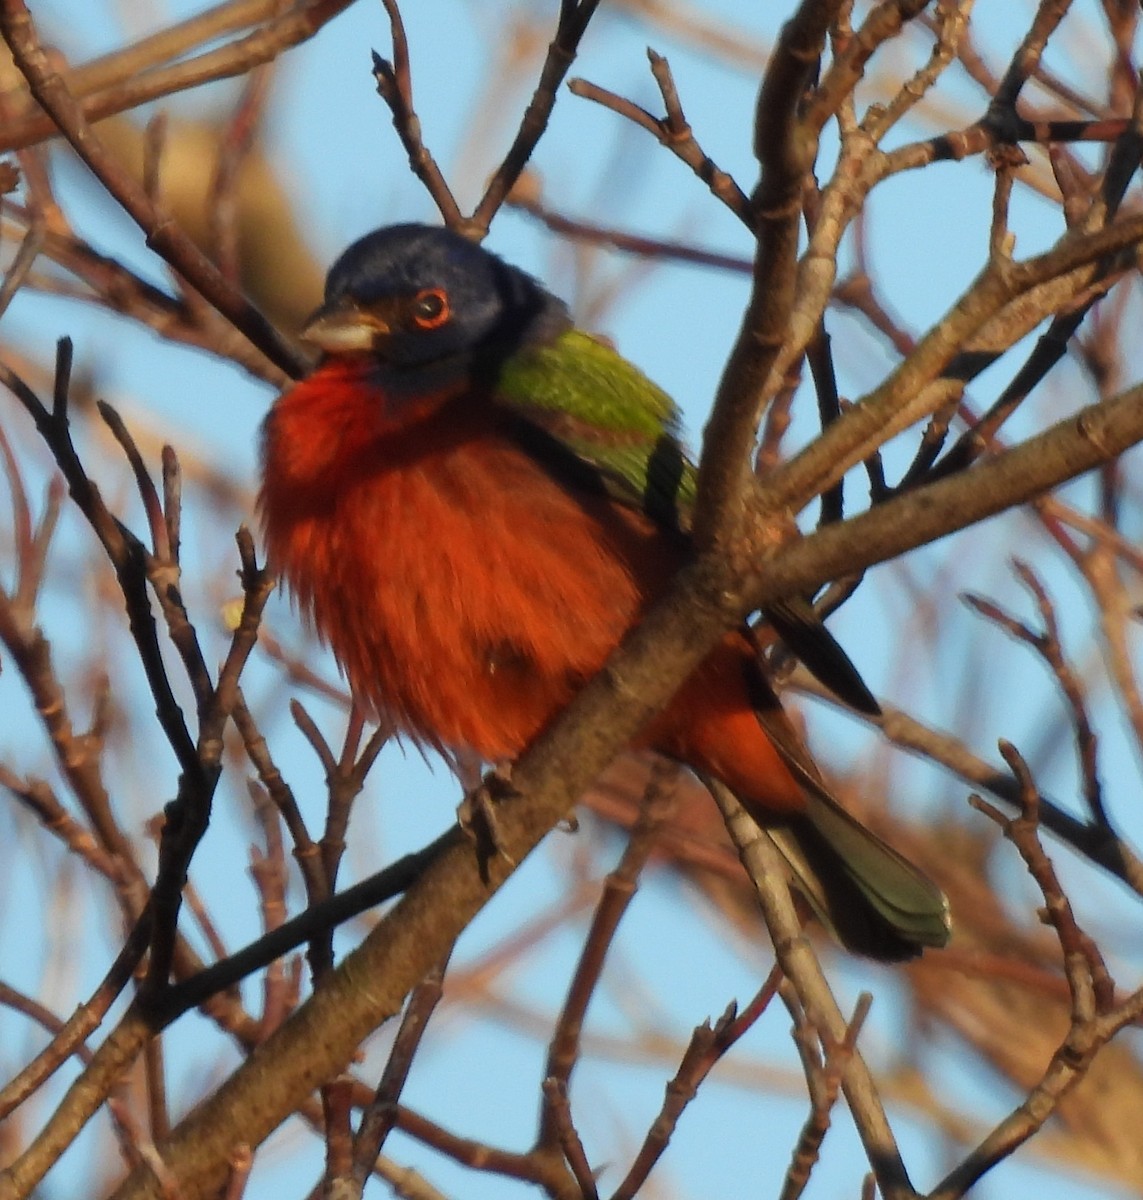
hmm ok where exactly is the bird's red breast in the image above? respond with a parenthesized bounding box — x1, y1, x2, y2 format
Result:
(260, 361, 805, 812)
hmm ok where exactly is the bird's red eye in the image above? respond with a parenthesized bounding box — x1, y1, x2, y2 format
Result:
(411, 288, 450, 330)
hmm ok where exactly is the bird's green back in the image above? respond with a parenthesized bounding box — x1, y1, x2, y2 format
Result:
(496, 329, 697, 530)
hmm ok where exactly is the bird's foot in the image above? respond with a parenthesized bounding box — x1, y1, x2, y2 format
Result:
(458, 761, 518, 879)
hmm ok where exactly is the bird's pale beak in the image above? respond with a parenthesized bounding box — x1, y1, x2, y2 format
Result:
(301, 298, 391, 353)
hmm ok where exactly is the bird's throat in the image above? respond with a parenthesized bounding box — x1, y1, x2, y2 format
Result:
(259, 357, 475, 494)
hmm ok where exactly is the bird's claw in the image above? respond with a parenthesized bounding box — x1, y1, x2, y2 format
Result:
(458, 762, 518, 878)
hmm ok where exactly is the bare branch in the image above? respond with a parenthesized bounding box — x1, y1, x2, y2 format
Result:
(0, 0, 304, 380)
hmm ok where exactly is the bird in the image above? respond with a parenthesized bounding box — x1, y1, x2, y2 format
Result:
(259, 222, 950, 961)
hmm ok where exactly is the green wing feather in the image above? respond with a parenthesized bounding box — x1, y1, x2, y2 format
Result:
(496, 328, 879, 714)
(496, 329, 697, 529)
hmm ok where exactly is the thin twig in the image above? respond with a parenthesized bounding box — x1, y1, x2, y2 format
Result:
(371, 0, 463, 229)
(963, 559, 1106, 826)
(537, 759, 680, 1151)
(470, 0, 604, 231)
(613, 968, 782, 1200)
(0, 0, 303, 380)
(350, 955, 451, 1190)
(933, 740, 1142, 1199)
(706, 777, 915, 1200)
(569, 49, 751, 225)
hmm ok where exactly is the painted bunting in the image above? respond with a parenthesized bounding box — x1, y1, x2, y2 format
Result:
(259, 223, 950, 960)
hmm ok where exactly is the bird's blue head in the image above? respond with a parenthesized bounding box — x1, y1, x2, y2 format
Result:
(302, 224, 569, 377)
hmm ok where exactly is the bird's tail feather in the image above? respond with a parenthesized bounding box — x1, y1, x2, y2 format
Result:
(763, 597, 881, 716)
(741, 653, 950, 960)
(767, 795, 951, 961)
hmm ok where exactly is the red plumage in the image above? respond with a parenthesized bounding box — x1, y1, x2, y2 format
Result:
(260, 360, 804, 814)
